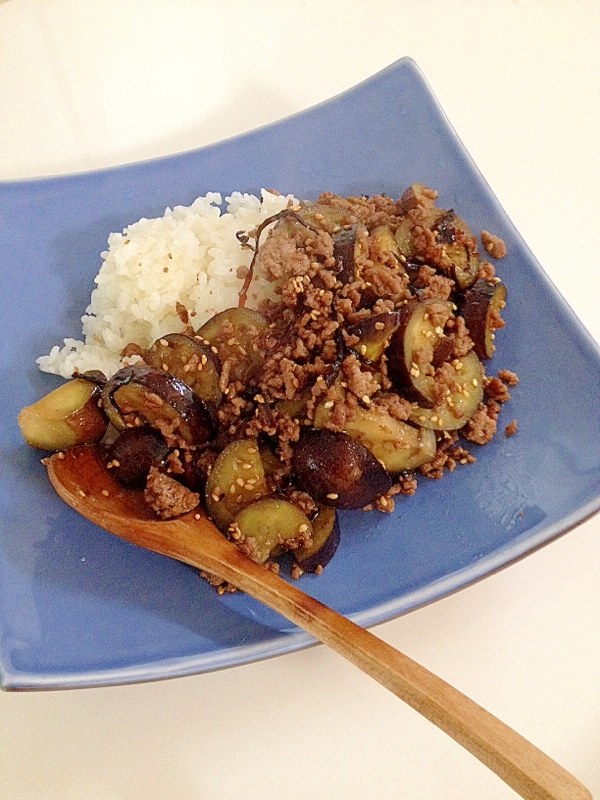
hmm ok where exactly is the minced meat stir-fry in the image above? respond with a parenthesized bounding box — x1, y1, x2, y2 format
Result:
(19, 184, 517, 580)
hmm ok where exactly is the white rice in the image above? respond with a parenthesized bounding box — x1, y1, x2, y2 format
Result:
(37, 190, 296, 379)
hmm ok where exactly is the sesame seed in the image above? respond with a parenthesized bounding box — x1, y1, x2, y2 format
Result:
(472, 378, 479, 387)
(327, 493, 339, 500)
(211, 492, 221, 502)
(162, 363, 169, 371)
(235, 477, 245, 487)
(298, 524, 309, 533)
(77, 490, 86, 498)
(194, 513, 201, 520)
(323, 400, 334, 409)
(361, 394, 371, 404)
(159, 338, 169, 347)
(101, 489, 110, 497)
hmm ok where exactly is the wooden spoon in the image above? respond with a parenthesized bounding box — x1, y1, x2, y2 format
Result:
(47, 446, 590, 800)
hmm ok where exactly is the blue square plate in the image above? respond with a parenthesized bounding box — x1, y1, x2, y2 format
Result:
(1, 58, 599, 690)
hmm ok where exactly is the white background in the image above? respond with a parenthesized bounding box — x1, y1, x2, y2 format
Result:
(1, 1, 599, 798)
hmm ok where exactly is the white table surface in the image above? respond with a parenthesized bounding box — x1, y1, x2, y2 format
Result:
(1, 2, 598, 798)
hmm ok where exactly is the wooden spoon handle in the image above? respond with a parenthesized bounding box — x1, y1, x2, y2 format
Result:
(47, 450, 591, 800)
(197, 540, 591, 800)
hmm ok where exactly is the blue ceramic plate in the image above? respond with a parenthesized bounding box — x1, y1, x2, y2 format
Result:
(1, 58, 599, 690)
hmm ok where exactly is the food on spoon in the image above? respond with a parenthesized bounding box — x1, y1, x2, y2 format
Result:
(18, 377, 107, 450)
(22, 186, 517, 579)
(108, 427, 169, 488)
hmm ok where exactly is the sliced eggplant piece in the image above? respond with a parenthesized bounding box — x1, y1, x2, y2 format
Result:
(294, 505, 340, 573)
(295, 202, 350, 233)
(292, 428, 391, 509)
(195, 307, 268, 385)
(314, 400, 436, 473)
(229, 497, 313, 564)
(145, 333, 222, 406)
(18, 378, 108, 451)
(394, 216, 415, 259)
(461, 279, 506, 360)
(275, 389, 311, 421)
(332, 223, 363, 284)
(409, 350, 484, 430)
(204, 438, 268, 531)
(387, 298, 454, 405)
(101, 365, 213, 446)
(370, 224, 401, 259)
(435, 211, 480, 290)
(108, 427, 169, 488)
(347, 311, 401, 362)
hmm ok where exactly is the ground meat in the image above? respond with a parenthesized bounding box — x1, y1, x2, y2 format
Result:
(446, 315, 474, 359)
(484, 376, 511, 404)
(505, 419, 517, 437)
(257, 226, 311, 281)
(342, 354, 380, 399)
(481, 230, 507, 259)
(498, 369, 519, 387)
(419, 273, 454, 301)
(144, 466, 199, 519)
(463, 402, 498, 445)
(419, 432, 474, 479)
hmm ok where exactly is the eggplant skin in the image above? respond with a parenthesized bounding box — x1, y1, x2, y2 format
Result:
(461, 279, 506, 360)
(108, 427, 169, 488)
(292, 428, 391, 510)
(102, 364, 214, 446)
(294, 506, 340, 573)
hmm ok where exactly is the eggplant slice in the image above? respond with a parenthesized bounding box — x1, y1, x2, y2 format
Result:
(101, 365, 214, 446)
(292, 428, 391, 509)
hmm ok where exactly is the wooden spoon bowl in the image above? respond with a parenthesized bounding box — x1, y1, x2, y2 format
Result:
(47, 446, 590, 800)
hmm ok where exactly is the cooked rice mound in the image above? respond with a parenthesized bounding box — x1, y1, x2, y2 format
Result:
(37, 190, 296, 379)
